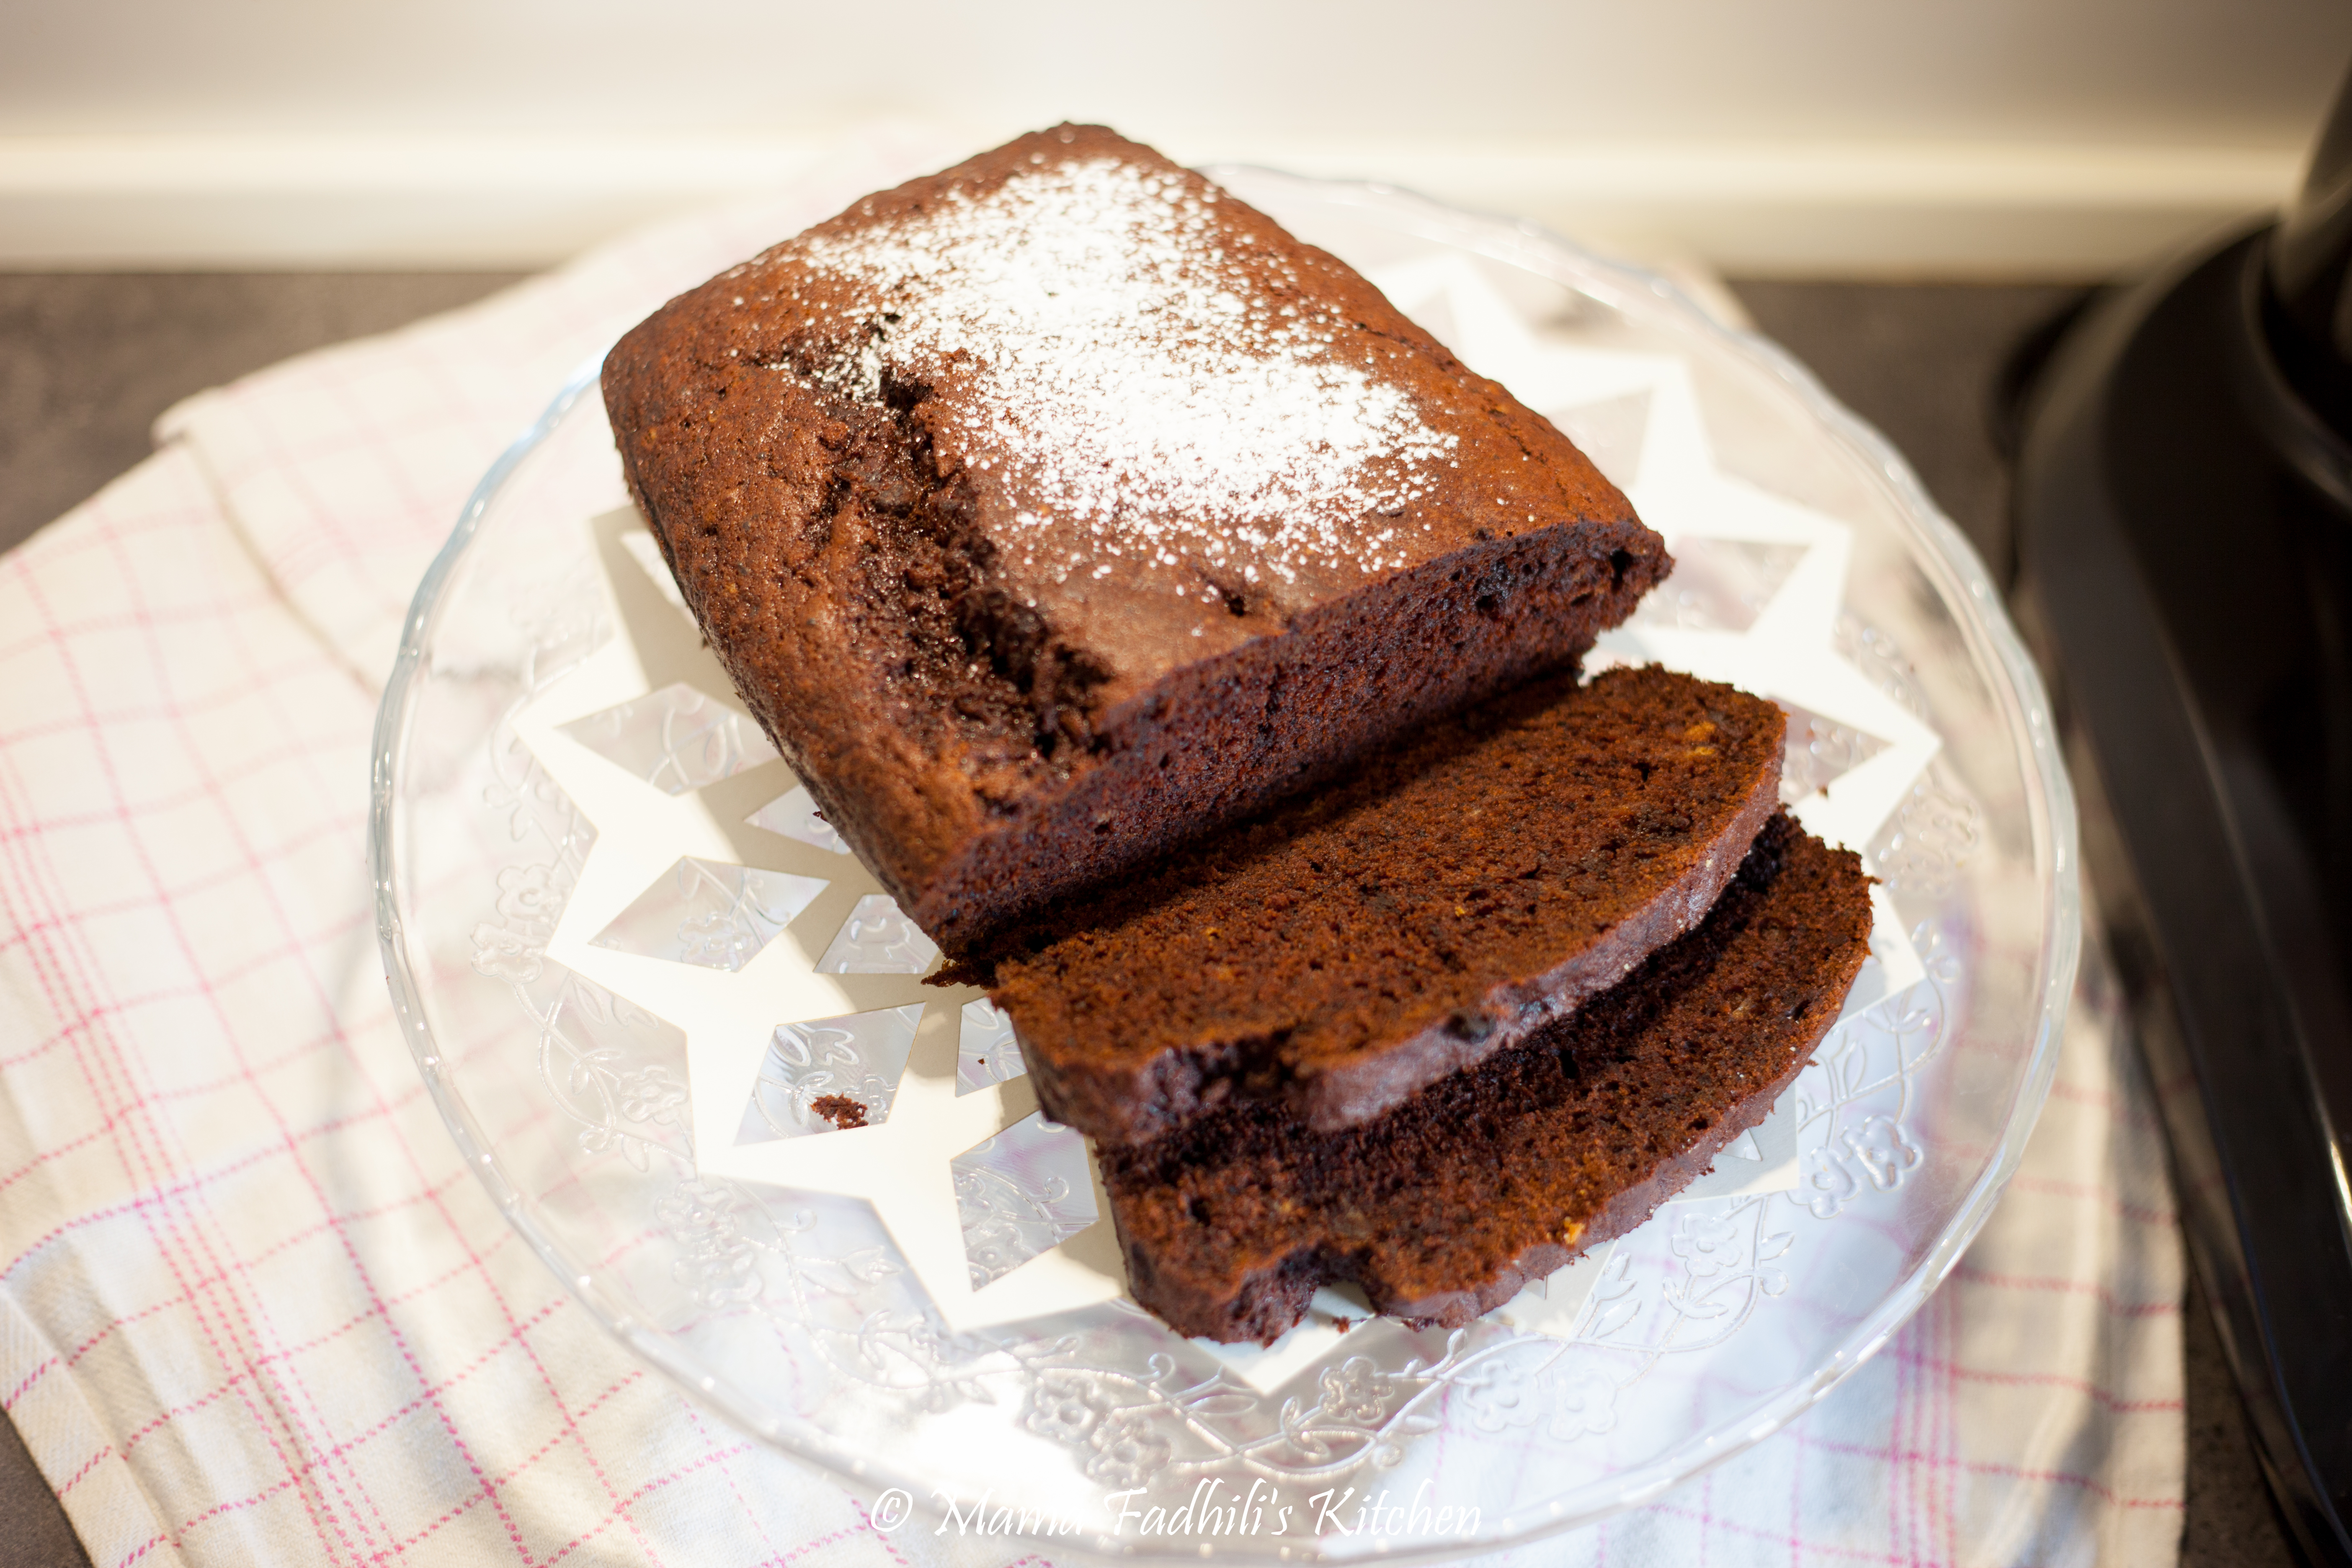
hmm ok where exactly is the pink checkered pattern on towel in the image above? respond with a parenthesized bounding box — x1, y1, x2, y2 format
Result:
(0, 133, 2182, 1568)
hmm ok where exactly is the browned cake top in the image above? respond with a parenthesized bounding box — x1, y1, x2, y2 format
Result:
(988, 665, 1788, 1138)
(611, 123, 1635, 714)
(791, 144, 1454, 588)
(1101, 812, 1875, 1342)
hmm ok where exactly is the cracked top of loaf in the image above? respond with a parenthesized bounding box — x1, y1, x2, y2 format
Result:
(603, 124, 1665, 949)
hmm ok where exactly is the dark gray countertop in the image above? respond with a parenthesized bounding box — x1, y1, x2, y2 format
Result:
(0, 271, 2305, 1567)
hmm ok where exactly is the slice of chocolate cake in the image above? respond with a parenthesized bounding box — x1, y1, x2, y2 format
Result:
(983, 665, 1787, 1142)
(1100, 812, 1873, 1344)
(602, 124, 1666, 954)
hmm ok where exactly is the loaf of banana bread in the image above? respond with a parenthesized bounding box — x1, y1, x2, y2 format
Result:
(601, 124, 1666, 953)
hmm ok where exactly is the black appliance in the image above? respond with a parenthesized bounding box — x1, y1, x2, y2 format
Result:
(2014, 63, 2352, 1565)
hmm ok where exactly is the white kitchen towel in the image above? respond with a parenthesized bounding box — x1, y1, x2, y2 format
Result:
(0, 130, 2182, 1567)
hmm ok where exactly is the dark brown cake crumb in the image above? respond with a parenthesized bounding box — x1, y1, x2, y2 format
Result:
(1098, 812, 1873, 1344)
(810, 1095, 869, 1130)
(988, 665, 1787, 1141)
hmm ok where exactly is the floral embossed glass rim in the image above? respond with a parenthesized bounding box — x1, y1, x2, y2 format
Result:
(370, 168, 2079, 1563)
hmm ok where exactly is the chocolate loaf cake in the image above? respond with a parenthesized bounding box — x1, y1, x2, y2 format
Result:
(984, 665, 1788, 1141)
(1100, 812, 1872, 1343)
(602, 125, 1666, 953)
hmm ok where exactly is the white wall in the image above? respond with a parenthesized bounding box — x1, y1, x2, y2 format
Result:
(5, 0, 2348, 274)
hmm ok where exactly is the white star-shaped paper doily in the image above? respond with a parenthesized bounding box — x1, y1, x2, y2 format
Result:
(518, 253, 1944, 1349)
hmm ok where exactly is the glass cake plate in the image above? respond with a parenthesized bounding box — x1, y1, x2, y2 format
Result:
(371, 168, 2078, 1562)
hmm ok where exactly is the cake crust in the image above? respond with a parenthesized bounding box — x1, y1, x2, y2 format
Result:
(601, 124, 1666, 952)
(1098, 812, 1874, 1344)
(986, 665, 1789, 1141)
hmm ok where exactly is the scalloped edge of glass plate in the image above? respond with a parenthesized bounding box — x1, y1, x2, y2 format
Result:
(370, 175, 2080, 1565)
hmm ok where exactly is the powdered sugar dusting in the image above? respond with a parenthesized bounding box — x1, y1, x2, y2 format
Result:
(792, 156, 1455, 587)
